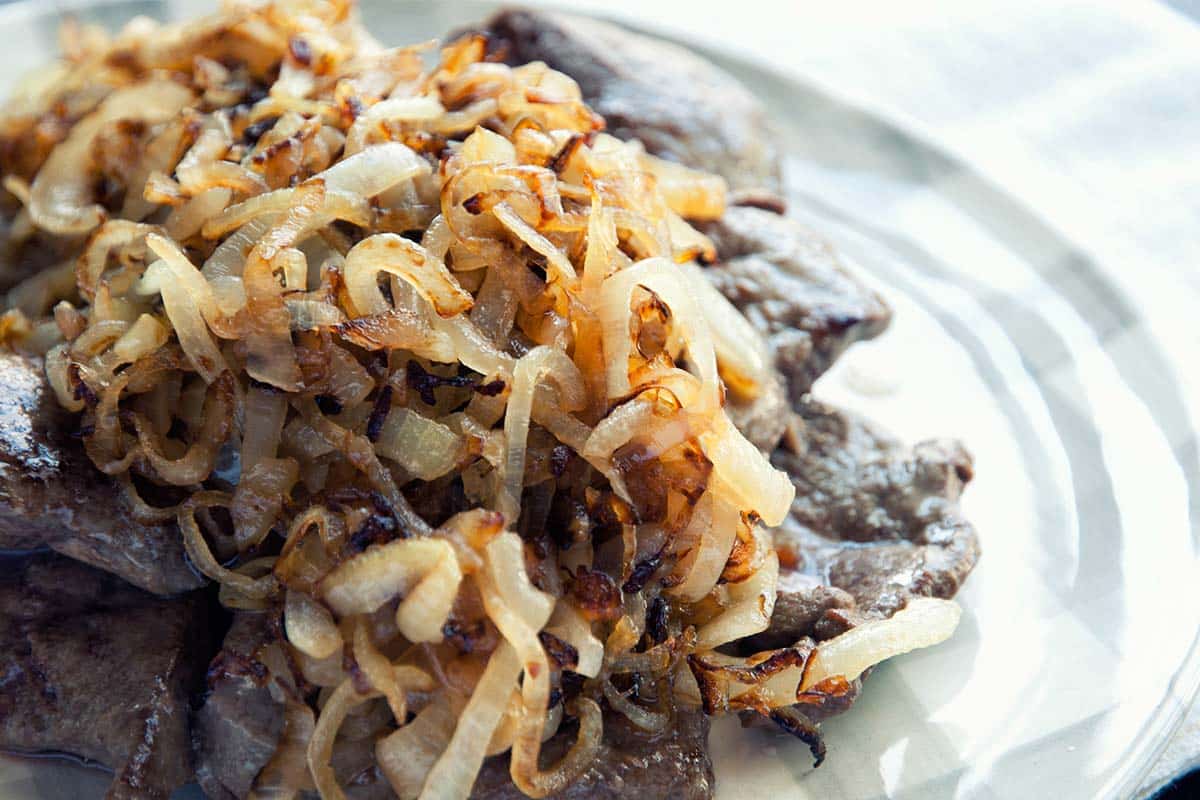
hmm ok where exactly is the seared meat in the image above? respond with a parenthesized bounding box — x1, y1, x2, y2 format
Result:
(193, 610, 286, 800)
(771, 398, 980, 619)
(702, 207, 892, 407)
(0, 352, 202, 595)
(0, 554, 207, 799)
(741, 582, 858, 651)
(470, 708, 713, 800)
(196, 622, 714, 800)
(733, 399, 977, 751)
(193, 611, 435, 800)
(478, 9, 782, 194)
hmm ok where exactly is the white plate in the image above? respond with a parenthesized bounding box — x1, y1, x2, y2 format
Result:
(0, 2, 1197, 799)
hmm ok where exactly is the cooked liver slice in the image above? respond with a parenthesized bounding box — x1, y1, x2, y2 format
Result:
(701, 207, 892, 408)
(478, 9, 782, 194)
(193, 610, 286, 800)
(0, 554, 208, 799)
(742, 582, 860, 651)
(470, 708, 713, 800)
(771, 397, 980, 619)
(0, 352, 203, 595)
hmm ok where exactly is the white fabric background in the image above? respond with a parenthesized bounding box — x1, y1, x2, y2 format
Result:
(515, 0, 1200, 795)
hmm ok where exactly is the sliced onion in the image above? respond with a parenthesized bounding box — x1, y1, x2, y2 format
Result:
(205, 276, 245, 318)
(603, 679, 668, 733)
(321, 538, 461, 643)
(700, 413, 794, 528)
(76, 220, 160, 301)
(353, 617, 408, 721)
(639, 151, 727, 221)
(470, 265, 518, 346)
(319, 141, 430, 196)
(241, 183, 328, 390)
(460, 127, 518, 165)
(232, 457, 298, 549)
(176, 120, 230, 184)
(482, 532, 555, 631)
(543, 601, 603, 679)
(473, 536, 559, 798)
(583, 200, 628, 292)
(140, 233, 228, 382)
(296, 648, 345, 689)
(345, 96, 445, 155)
(435, 314, 515, 378)
(276, 505, 347, 594)
(335, 307, 456, 362)
(28, 79, 194, 235)
(177, 125, 268, 196)
(687, 647, 811, 714)
(108, 313, 168, 367)
(511, 697, 601, 797)
(377, 694, 461, 800)
(598, 257, 718, 408)
(677, 260, 771, 397)
(202, 216, 275, 279)
(179, 491, 277, 599)
(419, 642, 521, 800)
(666, 211, 717, 264)
(241, 383, 288, 471)
(250, 699, 315, 799)
(302, 407, 432, 536)
(202, 185, 368, 240)
(581, 396, 653, 466)
(287, 298, 345, 330)
(395, 546, 463, 644)
(801, 598, 962, 691)
(166, 186, 232, 241)
(690, 598, 961, 712)
(694, 527, 778, 650)
(343, 233, 473, 319)
(421, 214, 454, 259)
(492, 202, 576, 284)
(120, 116, 194, 221)
(135, 371, 234, 485)
(282, 417, 337, 461)
(499, 346, 584, 522)
(307, 678, 375, 800)
(375, 408, 462, 481)
(668, 488, 739, 603)
(327, 345, 374, 407)
(285, 589, 342, 660)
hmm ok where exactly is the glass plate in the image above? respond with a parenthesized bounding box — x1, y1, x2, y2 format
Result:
(0, 2, 1196, 799)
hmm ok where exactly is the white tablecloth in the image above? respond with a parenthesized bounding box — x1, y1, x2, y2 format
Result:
(518, 0, 1200, 795)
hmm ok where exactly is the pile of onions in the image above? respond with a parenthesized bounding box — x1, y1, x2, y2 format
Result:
(0, 1, 962, 798)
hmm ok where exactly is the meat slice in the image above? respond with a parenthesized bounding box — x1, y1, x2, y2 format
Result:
(701, 207, 892, 407)
(0, 554, 208, 799)
(741, 582, 858, 652)
(0, 352, 203, 595)
(477, 9, 782, 193)
(193, 610, 286, 800)
(195, 608, 397, 799)
(470, 708, 713, 800)
(771, 397, 980, 619)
